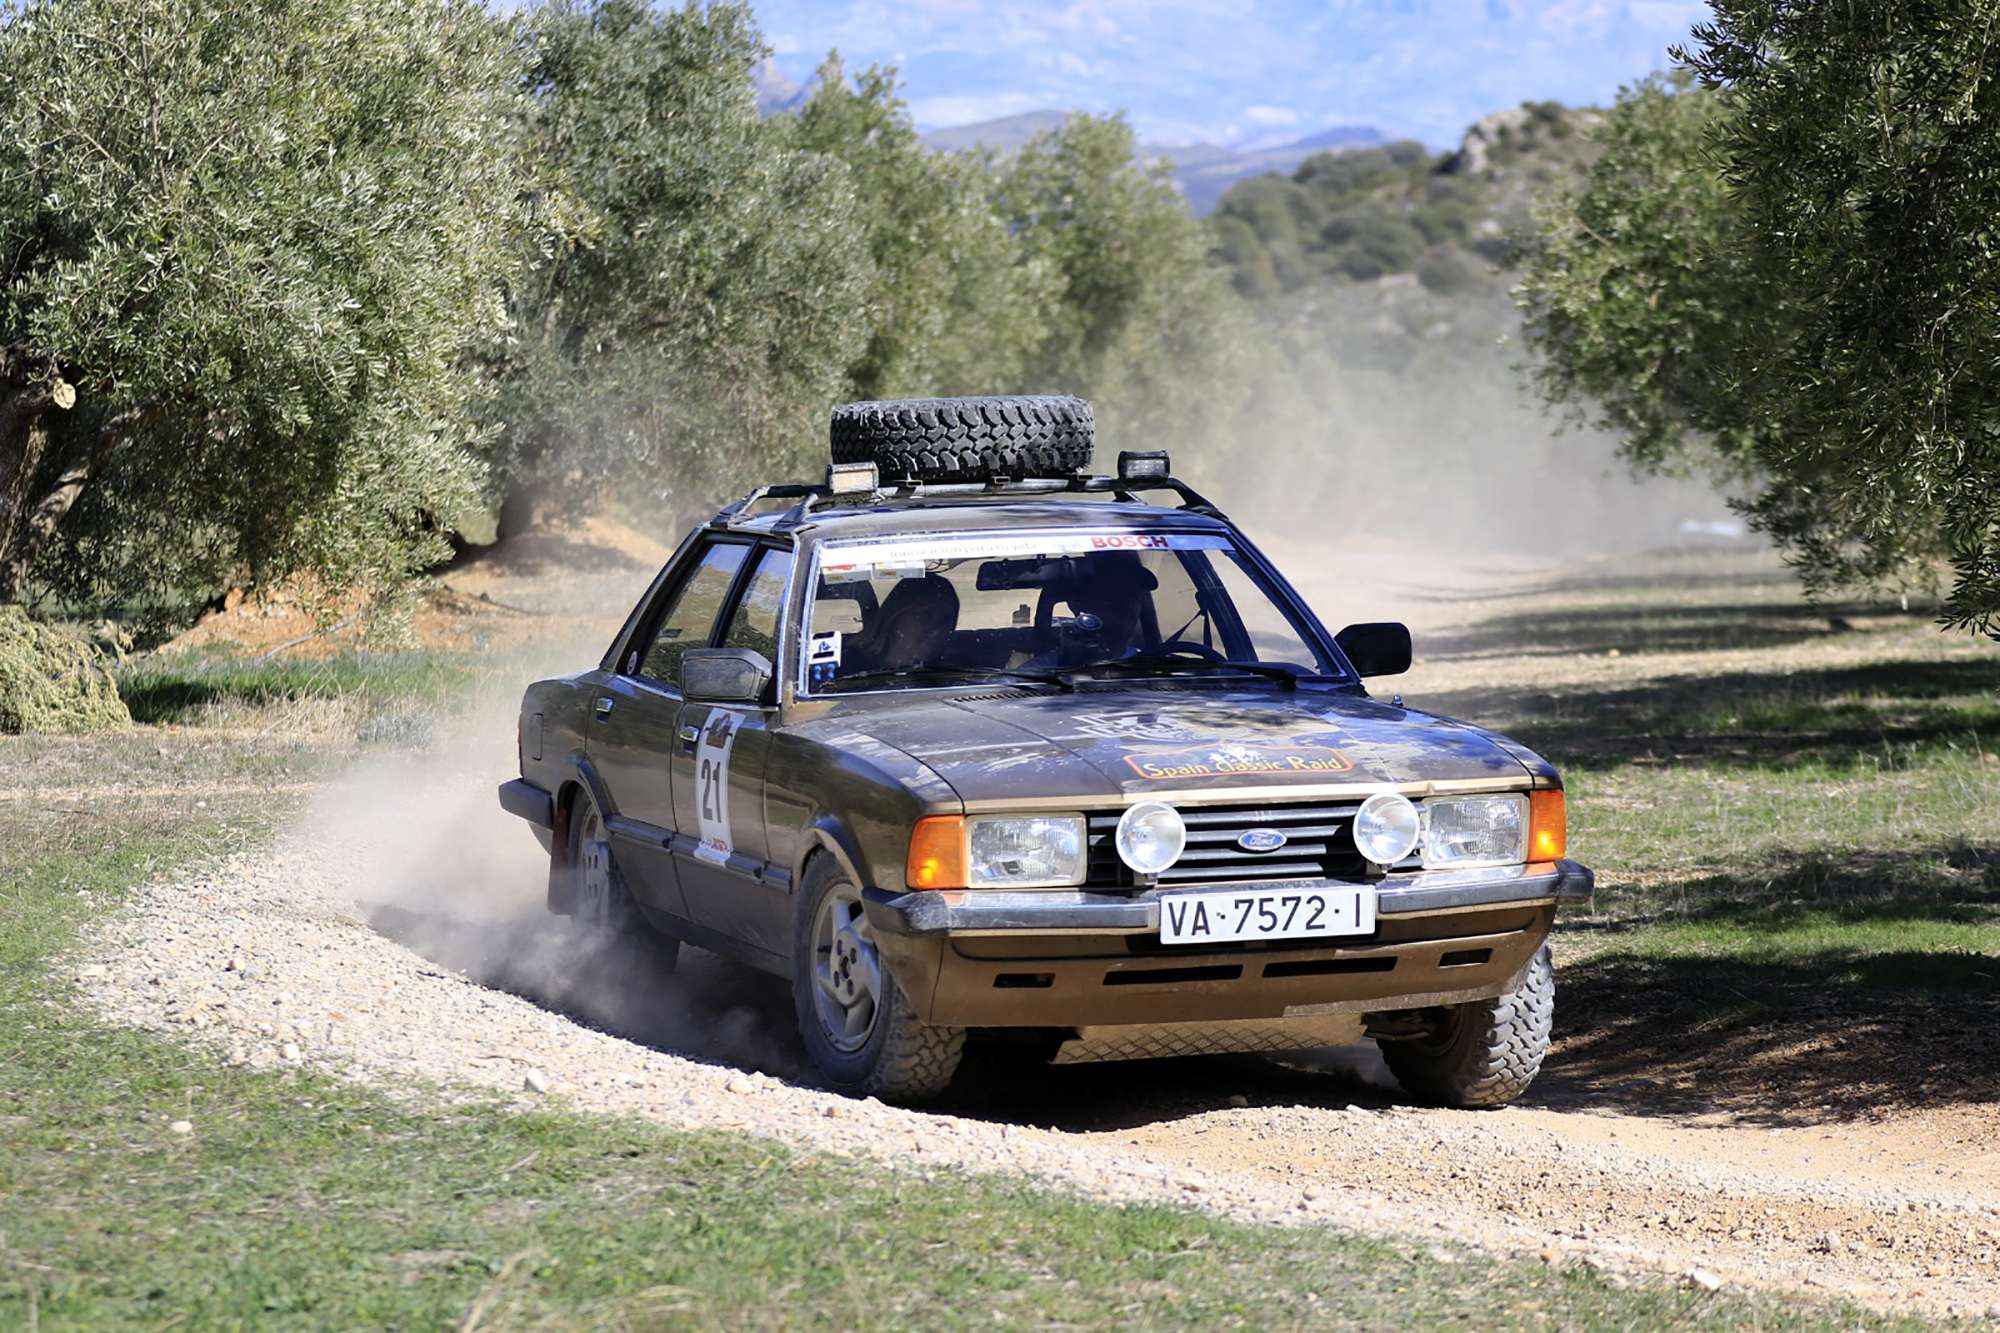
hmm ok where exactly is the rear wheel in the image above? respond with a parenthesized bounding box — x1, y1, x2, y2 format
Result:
(1379, 945, 1553, 1108)
(567, 789, 679, 974)
(792, 855, 963, 1101)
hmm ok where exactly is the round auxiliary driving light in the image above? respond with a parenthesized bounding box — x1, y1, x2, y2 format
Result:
(1353, 791, 1421, 865)
(1116, 800, 1186, 876)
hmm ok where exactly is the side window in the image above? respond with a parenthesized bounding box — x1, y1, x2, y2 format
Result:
(634, 543, 751, 685)
(721, 547, 793, 664)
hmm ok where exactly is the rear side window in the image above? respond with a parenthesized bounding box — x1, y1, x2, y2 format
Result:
(721, 547, 793, 663)
(634, 543, 750, 684)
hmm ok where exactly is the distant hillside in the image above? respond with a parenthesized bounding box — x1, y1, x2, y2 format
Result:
(916, 114, 1389, 215)
(1208, 100, 1600, 302)
(915, 111, 1074, 154)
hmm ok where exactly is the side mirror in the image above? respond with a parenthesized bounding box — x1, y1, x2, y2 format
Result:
(679, 648, 773, 703)
(1334, 622, 1412, 678)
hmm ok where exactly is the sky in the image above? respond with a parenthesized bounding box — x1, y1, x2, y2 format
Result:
(751, 0, 1711, 149)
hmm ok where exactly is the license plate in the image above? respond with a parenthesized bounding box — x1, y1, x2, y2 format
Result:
(1158, 882, 1375, 946)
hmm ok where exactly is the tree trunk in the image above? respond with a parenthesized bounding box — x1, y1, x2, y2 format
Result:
(0, 344, 163, 604)
(0, 346, 62, 604)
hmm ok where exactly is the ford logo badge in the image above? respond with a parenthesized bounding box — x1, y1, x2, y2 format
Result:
(1237, 828, 1287, 853)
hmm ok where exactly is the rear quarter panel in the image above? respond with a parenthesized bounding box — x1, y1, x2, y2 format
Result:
(519, 671, 601, 816)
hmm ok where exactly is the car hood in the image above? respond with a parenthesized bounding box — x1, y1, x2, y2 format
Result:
(833, 686, 1536, 804)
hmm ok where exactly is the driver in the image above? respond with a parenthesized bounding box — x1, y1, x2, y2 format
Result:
(1040, 551, 1158, 664)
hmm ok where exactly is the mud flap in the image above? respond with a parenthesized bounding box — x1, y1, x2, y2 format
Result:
(546, 801, 574, 915)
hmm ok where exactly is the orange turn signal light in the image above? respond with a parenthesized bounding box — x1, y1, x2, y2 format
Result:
(906, 816, 967, 890)
(1528, 789, 1567, 862)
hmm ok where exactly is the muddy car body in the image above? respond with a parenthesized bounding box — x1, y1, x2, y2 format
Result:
(500, 396, 1591, 1104)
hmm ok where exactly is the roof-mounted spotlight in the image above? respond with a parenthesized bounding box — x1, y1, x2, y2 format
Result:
(826, 461, 880, 495)
(1117, 450, 1170, 482)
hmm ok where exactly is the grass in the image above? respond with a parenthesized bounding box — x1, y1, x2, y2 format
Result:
(116, 650, 484, 726)
(0, 618, 1959, 1324)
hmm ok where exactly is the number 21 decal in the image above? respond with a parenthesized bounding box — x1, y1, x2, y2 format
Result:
(693, 709, 742, 864)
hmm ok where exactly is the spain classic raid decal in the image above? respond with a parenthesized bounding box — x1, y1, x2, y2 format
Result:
(1123, 737, 1352, 781)
(693, 709, 743, 864)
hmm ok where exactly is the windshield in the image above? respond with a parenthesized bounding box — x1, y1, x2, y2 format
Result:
(802, 529, 1342, 694)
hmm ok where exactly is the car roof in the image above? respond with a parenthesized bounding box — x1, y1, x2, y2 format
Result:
(715, 494, 1236, 546)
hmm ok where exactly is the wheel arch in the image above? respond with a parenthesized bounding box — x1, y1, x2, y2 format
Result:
(793, 813, 871, 894)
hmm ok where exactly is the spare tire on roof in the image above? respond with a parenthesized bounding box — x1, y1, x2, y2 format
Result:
(830, 395, 1094, 482)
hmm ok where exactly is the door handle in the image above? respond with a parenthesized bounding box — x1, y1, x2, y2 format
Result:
(678, 724, 700, 748)
(594, 697, 615, 719)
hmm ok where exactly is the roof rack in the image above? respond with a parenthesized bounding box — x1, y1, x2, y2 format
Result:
(709, 461, 1223, 533)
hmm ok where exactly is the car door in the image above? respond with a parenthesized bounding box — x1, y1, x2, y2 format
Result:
(671, 543, 793, 957)
(588, 539, 752, 923)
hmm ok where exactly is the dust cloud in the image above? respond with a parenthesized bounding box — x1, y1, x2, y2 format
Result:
(1170, 283, 1741, 571)
(292, 536, 817, 1084)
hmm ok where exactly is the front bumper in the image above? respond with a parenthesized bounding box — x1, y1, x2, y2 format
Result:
(861, 858, 1593, 937)
(861, 860, 1590, 1029)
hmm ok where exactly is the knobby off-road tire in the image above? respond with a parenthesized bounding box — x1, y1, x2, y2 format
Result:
(792, 855, 964, 1101)
(830, 395, 1094, 482)
(1380, 945, 1553, 1108)
(566, 789, 680, 976)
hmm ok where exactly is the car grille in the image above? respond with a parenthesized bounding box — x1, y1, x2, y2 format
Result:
(1086, 801, 1374, 887)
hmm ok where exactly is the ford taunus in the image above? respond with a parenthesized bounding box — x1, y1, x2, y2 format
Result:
(499, 396, 1592, 1105)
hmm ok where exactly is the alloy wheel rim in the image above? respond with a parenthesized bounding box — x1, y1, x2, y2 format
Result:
(811, 885, 881, 1053)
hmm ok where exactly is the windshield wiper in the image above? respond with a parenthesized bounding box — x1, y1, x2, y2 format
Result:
(1086, 651, 1309, 689)
(827, 663, 1075, 691)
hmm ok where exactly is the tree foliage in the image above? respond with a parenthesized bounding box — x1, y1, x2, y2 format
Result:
(791, 56, 1053, 403)
(1519, 6, 2000, 632)
(1515, 74, 1773, 478)
(0, 0, 516, 610)
(0, 0, 1264, 611)
(488, 0, 867, 531)
(992, 113, 1247, 448)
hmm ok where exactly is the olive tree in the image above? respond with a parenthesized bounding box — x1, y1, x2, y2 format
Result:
(1519, 3, 2000, 633)
(991, 114, 1248, 452)
(790, 57, 1054, 403)
(489, 0, 867, 532)
(0, 0, 517, 609)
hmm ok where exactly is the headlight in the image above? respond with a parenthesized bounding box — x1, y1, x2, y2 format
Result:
(1353, 791, 1421, 865)
(1116, 801, 1185, 876)
(966, 814, 1087, 888)
(1422, 795, 1528, 869)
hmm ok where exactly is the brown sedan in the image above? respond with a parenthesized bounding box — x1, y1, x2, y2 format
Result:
(500, 435, 1590, 1106)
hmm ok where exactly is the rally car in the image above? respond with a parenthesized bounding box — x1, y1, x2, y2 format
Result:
(498, 395, 1592, 1105)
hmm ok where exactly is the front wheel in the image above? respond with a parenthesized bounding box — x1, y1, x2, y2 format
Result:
(792, 856, 963, 1101)
(1379, 945, 1553, 1108)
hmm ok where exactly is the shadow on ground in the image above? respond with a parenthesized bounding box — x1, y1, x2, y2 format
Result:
(1421, 596, 1909, 663)
(1549, 951, 2000, 1125)
(1545, 840, 2000, 1123)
